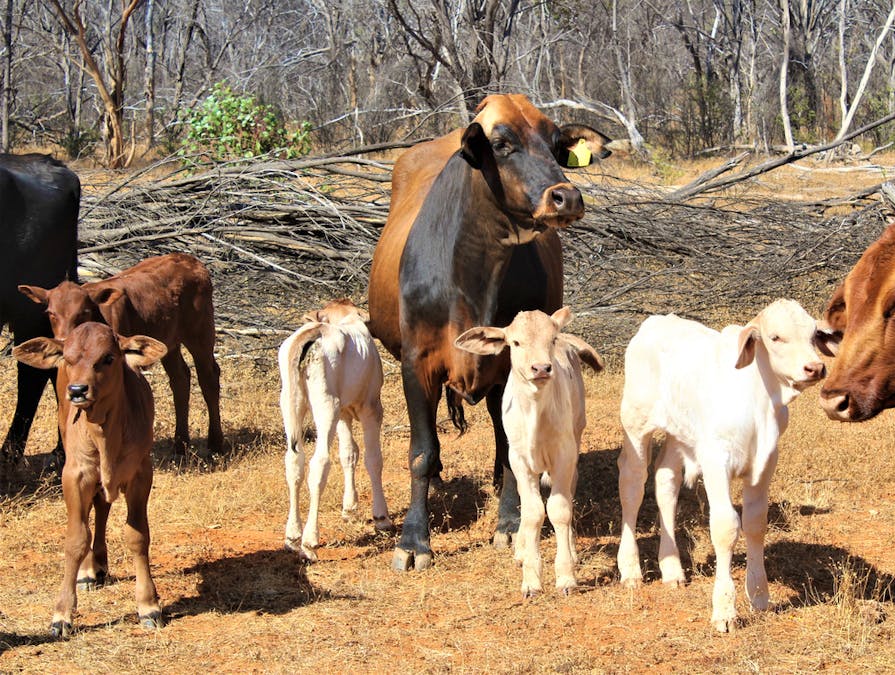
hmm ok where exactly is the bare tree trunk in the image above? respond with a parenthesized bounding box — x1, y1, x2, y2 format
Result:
(171, 0, 200, 115)
(143, 0, 155, 148)
(837, 0, 848, 123)
(779, 0, 794, 150)
(1, 0, 12, 151)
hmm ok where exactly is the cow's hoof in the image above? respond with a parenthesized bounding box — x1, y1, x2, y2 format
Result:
(414, 552, 433, 571)
(50, 621, 72, 638)
(521, 587, 540, 599)
(299, 546, 318, 563)
(493, 531, 511, 550)
(392, 548, 413, 571)
(712, 617, 736, 633)
(139, 611, 164, 630)
(284, 538, 301, 553)
(619, 576, 642, 589)
(77, 569, 107, 591)
(373, 516, 395, 533)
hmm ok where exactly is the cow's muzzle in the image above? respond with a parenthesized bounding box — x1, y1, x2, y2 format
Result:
(67, 383, 91, 406)
(533, 183, 584, 226)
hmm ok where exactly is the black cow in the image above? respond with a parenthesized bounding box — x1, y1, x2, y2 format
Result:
(0, 153, 79, 475)
(367, 94, 612, 570)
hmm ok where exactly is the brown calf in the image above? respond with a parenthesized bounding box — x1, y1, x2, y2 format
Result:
(14, 322, 167, 637)
(20, 252, 223, 455)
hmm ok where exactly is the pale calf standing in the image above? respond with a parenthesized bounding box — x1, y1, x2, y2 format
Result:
(456, 308, 603, 596)
(617, 299, 837, 632)
(14, 322, 167, 637)
(278, 299, 393, 562)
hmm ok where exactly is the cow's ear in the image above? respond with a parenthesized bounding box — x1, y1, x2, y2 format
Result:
(352, 306, 370, 323)
(88, 286, 124, 308)
(815, 320, 841, 357)
(824, 283, 847, 333)
(551, 306, 573, 330)
(13, 337, 64, 370)
(302, 309, 323, 324)
(559, 333, 604, 372)
(454, 326, 507, 355)
(18, 285, 49, 306)
(460, 122, 490, 170)
(120, 335, 167, 369)
(557, 124, 613, 167)
(735, 324, 761, 369)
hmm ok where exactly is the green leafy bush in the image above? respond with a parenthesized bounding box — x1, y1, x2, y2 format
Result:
(179, 82, 311, 162)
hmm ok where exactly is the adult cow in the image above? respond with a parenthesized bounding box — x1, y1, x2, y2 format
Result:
(368, 93, 612, 571)
(820, 221, 895, 420)
(0, 153, 79, 472)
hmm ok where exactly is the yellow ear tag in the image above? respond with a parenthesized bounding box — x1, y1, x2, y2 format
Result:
(566, 138, 592, 167)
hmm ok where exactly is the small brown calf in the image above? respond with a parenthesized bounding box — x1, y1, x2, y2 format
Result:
(15, 322, 167, 637)
(20, 252, 222, 455)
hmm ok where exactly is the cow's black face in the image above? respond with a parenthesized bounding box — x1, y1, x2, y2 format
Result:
(458, 95, 611, 232)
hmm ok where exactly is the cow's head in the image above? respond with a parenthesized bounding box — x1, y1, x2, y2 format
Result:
(819, 223, 895, 421)
(19, 281, 123, 339)
(735, 299, 833, 394)
(13, 322, 166, 414)
(454, 307, 603, 394)
(458, 94, 612, 233)
(302, 298, 369, 326)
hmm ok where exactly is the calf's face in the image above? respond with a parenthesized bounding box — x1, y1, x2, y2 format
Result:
(735, 299, 834, 391)
(19, 281, 123, 339)
(454, 307, 603, 394)
(13, 322, 166, 410)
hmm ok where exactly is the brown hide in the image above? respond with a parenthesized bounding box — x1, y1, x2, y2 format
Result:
(19, 252, 223, 454)
(13, 322, 166, 636)
(821, 222, 895, 421)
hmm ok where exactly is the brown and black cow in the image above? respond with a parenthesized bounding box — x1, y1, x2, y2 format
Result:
(368, 93, 613, 571)
(820, 221, 895, 421)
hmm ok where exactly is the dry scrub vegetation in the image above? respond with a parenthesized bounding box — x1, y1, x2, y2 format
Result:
(0, 157, 894, 672)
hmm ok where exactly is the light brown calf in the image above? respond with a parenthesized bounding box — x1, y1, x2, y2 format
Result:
(15, 322, 167, 637)
(20, 252, 222, 455)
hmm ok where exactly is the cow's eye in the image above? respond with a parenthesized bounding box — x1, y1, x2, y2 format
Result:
(102, 354, 114, 366)
(492, 139, 513, 156)
(512, 340, 520, 347)
(769, 335, 781, 342)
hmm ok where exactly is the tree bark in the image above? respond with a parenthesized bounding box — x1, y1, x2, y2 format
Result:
(143, 0, 155, 149)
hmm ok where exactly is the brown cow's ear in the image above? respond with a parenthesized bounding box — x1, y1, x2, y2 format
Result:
(18, 285, 49, 306)
(824, 283, 847, 332)
(815, 320, 841, 357)
(13, 337, 64, 370)
(558, 124, 613, 167)
(88, 286, 125, 308)
(460, 122, 489, 170)
(120, 335, 167, 369)
(454, 326, 507, 356)
(735, 324, 760, 369)
(559, 334, 604, 372)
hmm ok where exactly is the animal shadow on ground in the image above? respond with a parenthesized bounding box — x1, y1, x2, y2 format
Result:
(427, 474, 490, 535)
(0, 629, 60, 656)
(165, 549, 357, 620)
(151, 426, 265, 474)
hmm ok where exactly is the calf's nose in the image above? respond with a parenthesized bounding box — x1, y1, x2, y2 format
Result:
(531, 363, 552, 379)
(68, 383, 89, 398)
(804, 361, 825, 379)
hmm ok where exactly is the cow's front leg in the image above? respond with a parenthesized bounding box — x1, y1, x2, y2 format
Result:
(742, 479, 772, 612)
(52, 471, 91, 637)
(547, 461, 577, 594)
(77, 492, 110, 590)
(394, 359, 441, 571)
(488, 386, 520, 549)
(703, 464, 740, 633)
(124, 460, 162, 629)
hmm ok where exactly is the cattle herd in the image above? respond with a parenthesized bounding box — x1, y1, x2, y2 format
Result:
(0, 94, 892, 638)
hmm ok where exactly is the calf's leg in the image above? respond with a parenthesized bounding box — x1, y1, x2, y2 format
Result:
(161, 348, 191, 455)
(52, 472, 91, 637)
(547, 460, 577, 593)
(302, 406, 337, 562)
(655, 438, 686, 586)
(510, 455, 544, 597)
(77, 493, 111, 590)
(617, 427, 651, 587)
(359, 401, 392, 531)
(124, 462, 162, 629)
(742, 480, 772, 611)
(337, 416, 359, 519)
(703, 464, 740, 633)
(187, 335, 223, 455)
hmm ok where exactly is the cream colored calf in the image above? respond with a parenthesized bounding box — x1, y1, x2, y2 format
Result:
(456, 308, 603, 596)
(278, 299, 393, 562)
(618, 299, 837, 632)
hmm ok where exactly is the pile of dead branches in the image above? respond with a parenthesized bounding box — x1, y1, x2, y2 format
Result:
(77, 151, 889, 359)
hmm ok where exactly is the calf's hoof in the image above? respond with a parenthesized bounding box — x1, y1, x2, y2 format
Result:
(139, 611, 165, 630)
(493, 531, 513, 550)
(712, 617, 736, 633)
(50, 620, 73, 638)
(619, 576, 642, 589)
(392, 547, 433, 572)
(77, 569, 107, 591)
(373, 516, 395, 533)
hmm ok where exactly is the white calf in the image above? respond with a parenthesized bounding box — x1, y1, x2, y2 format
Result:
(456, 307, 603, 596)
(617, 299, 837, 631)
(278, 299, 393, 562)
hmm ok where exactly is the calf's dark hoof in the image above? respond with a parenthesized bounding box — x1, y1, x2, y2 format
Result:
(50, 620, 73, 638)
(139, 611, 165, 629)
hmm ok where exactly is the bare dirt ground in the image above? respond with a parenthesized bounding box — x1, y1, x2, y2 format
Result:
(0, 157, 894, 673)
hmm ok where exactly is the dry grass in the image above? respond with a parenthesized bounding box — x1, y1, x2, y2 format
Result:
(1, 156, 895, 672)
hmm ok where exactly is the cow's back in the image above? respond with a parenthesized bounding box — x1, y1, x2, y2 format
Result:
(0, 154, 78, 322)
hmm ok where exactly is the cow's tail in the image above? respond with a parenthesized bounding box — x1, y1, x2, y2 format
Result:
(445, 387, 468, 435)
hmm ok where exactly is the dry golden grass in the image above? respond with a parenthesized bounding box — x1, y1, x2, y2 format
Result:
(1, 155, 895, 671)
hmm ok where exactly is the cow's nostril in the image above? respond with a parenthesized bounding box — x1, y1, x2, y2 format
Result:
(552, 189, 566, 209)
(68, 384, 88, 397)
(836, 394, 849, 413)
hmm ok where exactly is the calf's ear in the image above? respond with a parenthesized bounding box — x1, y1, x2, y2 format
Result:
(735, 324, 760, 369)
(13, 337, 64, 370)
(18, 285, 49, 306)
(454, 326, 507, 356)
(119, 335, 167, 369)
(551, 306, 573, 330)
(87, 286, 124, 308)
(814, 320, 841, 357)
(559, 334, 604, 372)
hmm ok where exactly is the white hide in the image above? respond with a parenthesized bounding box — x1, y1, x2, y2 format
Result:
(617, 299, 827, 632)
(278, 304, 392, 562)
(456, 308, 602, 596)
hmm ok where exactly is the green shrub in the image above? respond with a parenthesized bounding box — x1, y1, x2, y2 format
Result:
(179, 82, 311, 163)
